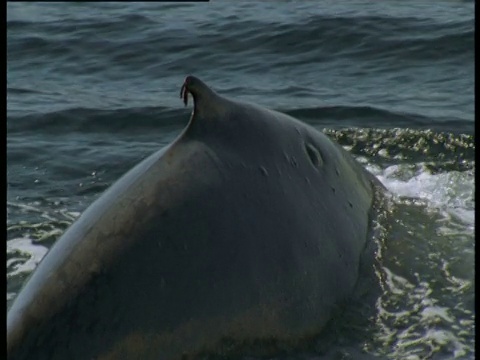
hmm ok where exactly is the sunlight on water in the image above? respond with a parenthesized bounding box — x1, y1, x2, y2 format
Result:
(365, 161, 474, 359)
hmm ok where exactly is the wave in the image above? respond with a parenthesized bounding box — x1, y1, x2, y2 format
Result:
(254, 15, 473, 62)
(286, 106, 474, 133)
(7, 104, 474, 137)
(7, 107, 186, 134)
(8, 9, 473, 69)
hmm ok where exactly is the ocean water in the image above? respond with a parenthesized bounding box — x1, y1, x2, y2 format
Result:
(6, 1, 474, 359)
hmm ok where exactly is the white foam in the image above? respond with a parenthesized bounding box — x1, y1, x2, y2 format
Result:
(367, 164, 474, 226)
(7, 238, 49, 278)
(420, 306, 455, 323)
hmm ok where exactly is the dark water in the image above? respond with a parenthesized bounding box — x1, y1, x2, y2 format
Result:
(7, 2, 474, 359)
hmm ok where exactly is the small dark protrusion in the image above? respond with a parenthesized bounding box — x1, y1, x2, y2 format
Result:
(348, 201, 353, 208)
(180, 82, 189, 106)
(180, 75, 211, 107)
(180, 76, 196, 106)
(179, 76, 219, 120)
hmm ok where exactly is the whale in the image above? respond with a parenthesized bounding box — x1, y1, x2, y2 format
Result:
(7, 75, 385, 360)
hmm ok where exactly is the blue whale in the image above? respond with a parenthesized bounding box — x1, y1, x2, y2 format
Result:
(7, 76, 384, 359)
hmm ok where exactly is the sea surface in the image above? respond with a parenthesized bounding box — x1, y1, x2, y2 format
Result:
(6, 1, 474, 359)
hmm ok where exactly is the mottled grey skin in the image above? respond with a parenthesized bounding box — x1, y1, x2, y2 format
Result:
(7, 76, 384, 360)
